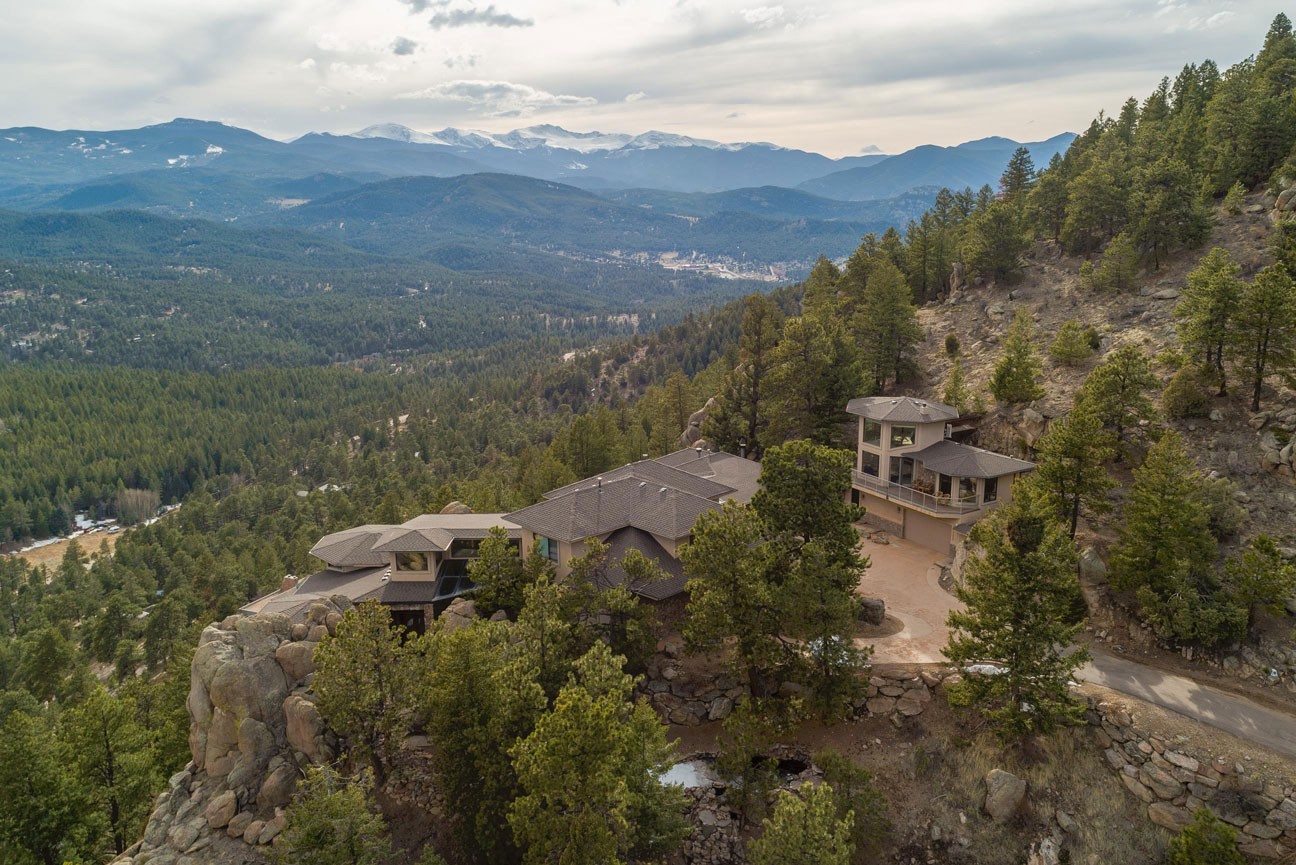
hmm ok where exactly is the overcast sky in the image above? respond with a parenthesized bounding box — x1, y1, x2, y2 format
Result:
(1, 0, 1284, 156)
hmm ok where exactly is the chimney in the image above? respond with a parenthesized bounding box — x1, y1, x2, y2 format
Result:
(280, 574, 297, 592)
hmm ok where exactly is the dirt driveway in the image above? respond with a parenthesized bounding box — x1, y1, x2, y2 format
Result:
(855, 533, 961, 665)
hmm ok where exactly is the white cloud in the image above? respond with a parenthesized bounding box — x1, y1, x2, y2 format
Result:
(396, 79, 597, 116)
(740, 5, 784, 28)
(624, 91, 646, 102)
(297, 58, 317, 70)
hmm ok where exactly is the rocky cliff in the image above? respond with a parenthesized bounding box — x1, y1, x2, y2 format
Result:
(118, 597, 352, 865)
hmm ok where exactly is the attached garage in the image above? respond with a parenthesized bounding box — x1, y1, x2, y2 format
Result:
(903, 511, 954, 555)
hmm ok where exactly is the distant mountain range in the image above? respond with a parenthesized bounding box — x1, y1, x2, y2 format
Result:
(0, 118, 1076, 279)
(0, 118, 1074, 198)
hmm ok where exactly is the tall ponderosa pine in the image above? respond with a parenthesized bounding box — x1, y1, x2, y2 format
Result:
(1177, 247, 1243, 393)
(313, 599, 416, 786)
(998, 146, 1037, 206)
(854, 259, 922, 392)
(942, 357, 973, 414)
(704, 293, 785, 458)
(761, 316, 853, 449)
(1026, 153, 1069, 242)
(1109, 431, 1243, 646)
(1230, 263, 1296, 411)
(683, 442, 867, 711)
(990, 309, 1045, 404)
(962, 201, 1030, 284)
(944, 485, 1089, 735)
(1131, 156, 1211, 268)
(1029, 401, 1115, 538)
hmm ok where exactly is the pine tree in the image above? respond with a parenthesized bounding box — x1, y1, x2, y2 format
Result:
(62, 688, 160, 856)
(508, 642, 686, 865)
(0, 710, 89, 865)
(1076, 345, 1158, 457)
(1230, 263, 1296, 411)
(1026, 153, 1069, 242)
(855, 259, 923, 391)
(1177, 247, 1243, 393)
(942, 357, 973, 414)
(943, 485, 1089, 735)
(681, 502, 781, 685)
(990, 310, 1045, 404)
(278, 766, 393, 865)
(1131, 156, 1211, 268)
(1222, 181, 1246, 214)
(761, 316, 834, 449)
(962, 201, 1029, 283)
(313, 599, 416, 786)
(999, 146, 1037, 206)
(1224, 535, 1296, 633)
(748, 784, 854, 865)
(1030, 402, 1115, 538)
(1096, 231, 1140, 292)
(800, 257, 842, 320)
(1109, 431, 1243, 646)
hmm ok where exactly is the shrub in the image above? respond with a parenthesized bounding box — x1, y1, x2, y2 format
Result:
(278, 767, 392, 865)
(1167, 808, 1244, 865)
(944, 333, 961, 356)
(1049, 320, 1096, 366)
(1163, 366, 1212, 418)
(1222, 181, 1246, 216)
(1201, 476, 1246, 541)
(813, 749, 889, 853)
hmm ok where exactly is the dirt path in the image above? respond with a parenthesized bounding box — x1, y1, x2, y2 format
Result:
(1080, 648, 1296, 760)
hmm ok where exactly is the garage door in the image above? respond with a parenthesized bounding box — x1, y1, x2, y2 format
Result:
(905, 512, 953, 554)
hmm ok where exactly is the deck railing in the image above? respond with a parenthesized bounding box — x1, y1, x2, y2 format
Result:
(851, 470, 982, 515)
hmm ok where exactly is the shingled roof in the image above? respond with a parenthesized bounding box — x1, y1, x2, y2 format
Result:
(909, 439, 1035, 479)
(543, 458, 733, 502)
(506, 476, 718, 543)
(599, 526, 688, 601)
(309, 515, 519, 567)
(846, 396, 960, 424)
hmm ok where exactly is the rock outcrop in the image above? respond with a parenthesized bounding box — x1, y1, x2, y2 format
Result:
(121, 597, 353, 865)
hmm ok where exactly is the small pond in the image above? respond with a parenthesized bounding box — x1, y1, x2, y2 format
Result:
(662, 759, 717, 788)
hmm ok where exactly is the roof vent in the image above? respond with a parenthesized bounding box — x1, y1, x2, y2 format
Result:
(660, 487, 668, 493)
(639, 482, 647, 489)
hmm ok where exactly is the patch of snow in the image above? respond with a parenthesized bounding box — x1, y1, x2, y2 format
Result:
(566, 161, 588, 170)
(205, 144, 224, 155)
(352, 123, 451, 146)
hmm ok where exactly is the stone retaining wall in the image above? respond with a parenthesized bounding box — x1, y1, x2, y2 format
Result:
(644, 638, 745, 725)
(1085, 696, 1295, 859)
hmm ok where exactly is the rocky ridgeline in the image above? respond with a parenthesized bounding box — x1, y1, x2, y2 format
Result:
(117, 599, 353, 865)
(1087, 697, 1296, 859)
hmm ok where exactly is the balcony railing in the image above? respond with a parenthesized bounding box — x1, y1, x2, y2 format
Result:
(852, 470, 982, 515)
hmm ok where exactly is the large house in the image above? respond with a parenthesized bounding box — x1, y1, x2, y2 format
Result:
(241, 514, 520, 633)
(242, 447, 759, 626)
(504, 447, 761, 601)
(846, 396, 1034, 555)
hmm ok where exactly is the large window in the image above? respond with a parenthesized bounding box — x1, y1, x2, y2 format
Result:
(959, 477, 977, 503)
(938, 474, 952, 496)
(395, 551, 429, 572)
(889, 456, 915, 487)
(535, 535, 559, 563)
(859, 451, 880, 477)
(983, 477, 998, 503)
(862, 419, 882, 447)
(890, 424, 917, 448)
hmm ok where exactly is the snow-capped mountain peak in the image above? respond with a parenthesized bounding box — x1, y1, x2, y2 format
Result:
(352, 123, 450, 146)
